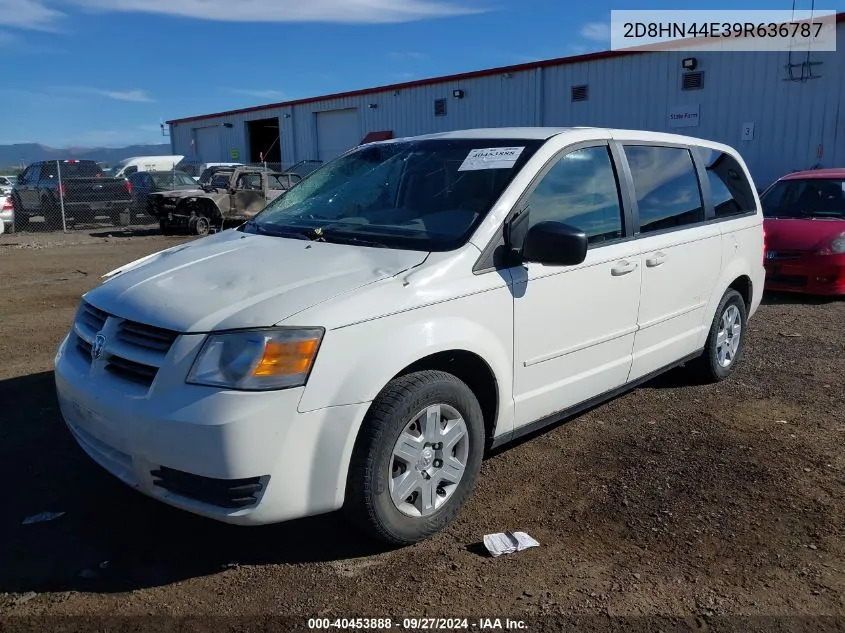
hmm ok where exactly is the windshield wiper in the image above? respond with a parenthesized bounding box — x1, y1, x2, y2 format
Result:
(242, 219, 314, 240)
(319, 231, 390, 248)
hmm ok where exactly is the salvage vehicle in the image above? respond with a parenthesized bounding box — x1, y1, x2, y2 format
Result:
(148, 166, 299, 236)
(127, 170, 200, 221)
(11, 159, 132, 228)
(54, 128, 765, 545)
(761, 168, 845, 295)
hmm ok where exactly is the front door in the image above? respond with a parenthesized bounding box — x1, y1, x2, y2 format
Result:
(618, 143, 722, 381)
(232, 172, 266, 217)
(512, 143, 641, 429)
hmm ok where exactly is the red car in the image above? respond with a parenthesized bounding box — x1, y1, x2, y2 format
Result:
(761, 168, 845, 295)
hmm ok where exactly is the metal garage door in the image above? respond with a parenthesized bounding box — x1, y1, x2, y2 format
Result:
(194, 126, 221, 163)
(316, 109, 360, 161)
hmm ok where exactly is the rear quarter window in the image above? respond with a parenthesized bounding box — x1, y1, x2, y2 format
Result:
(694, 147, 757, 218)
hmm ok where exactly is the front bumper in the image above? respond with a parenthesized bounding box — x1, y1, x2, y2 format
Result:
(54, 331, 368, 525)
(764, 253, 845, 296)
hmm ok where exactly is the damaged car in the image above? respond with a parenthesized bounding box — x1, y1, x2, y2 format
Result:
(148, 166, 301, 235)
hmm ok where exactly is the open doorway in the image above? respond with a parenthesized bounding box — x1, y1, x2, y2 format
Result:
(246, 118, 281, 166)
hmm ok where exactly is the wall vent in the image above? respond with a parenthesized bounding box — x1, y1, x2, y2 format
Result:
(571, 84, 589, 102)
(682, 71, 704, 90)
(434, 98, 447, 117)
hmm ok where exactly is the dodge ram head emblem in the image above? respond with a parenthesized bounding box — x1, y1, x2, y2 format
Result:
(91, 334, 107, 360)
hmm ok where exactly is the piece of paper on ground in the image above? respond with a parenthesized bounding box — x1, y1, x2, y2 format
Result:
(483, 531, 540, 557)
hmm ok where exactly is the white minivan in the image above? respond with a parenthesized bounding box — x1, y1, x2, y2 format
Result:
(109, 155, 185, 179)
(54, 127, 765, 544)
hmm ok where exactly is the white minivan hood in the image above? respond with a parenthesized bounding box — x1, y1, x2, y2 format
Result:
(84, 229, 428, 332)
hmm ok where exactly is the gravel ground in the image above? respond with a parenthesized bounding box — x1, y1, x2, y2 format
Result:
(1, 229, 843, 632)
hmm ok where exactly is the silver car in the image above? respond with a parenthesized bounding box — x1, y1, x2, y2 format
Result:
(0, 175, 16, 196)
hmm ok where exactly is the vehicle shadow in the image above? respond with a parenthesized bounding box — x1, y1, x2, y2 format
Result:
(0, 371, 390, 595)
(761, 290, 841, 306)
(87, 226, 164, 238)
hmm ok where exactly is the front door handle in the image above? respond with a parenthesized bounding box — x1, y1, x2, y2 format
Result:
(646, 252, 667, 267)
(611, 260, 638, 276)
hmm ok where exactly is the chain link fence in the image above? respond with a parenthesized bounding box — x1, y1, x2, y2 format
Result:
(1, 160, 158, 234)
(0, 158, 325, 235)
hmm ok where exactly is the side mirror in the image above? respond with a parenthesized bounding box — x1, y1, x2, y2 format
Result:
(521, 221, 588, 266)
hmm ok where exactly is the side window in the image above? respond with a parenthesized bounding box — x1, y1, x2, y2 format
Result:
(123, 165, 138, 177)
(526, 145, 624, 245)
(694, 147, 756, 218)
(623, 145, 704, 234)
(236, 173, 262, 190)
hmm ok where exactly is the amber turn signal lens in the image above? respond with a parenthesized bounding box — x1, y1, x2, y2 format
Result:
(253, 338, 320, 377)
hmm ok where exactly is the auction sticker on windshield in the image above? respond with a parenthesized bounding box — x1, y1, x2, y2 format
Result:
(458, 147, 525, 171)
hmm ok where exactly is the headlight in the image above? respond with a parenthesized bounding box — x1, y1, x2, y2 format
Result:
(187, 327, 324, 390)
(818, 231, 845, 255)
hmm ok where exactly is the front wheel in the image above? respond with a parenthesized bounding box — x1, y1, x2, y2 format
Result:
(344, 370, 485, 545)
(689, 289, 748, 383)
(191, 215, 210, 236)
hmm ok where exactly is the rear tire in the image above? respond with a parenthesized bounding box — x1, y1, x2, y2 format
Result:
(344, 370, 485, 546)
(41, 197, 62, 231)
(688, 289, 748, 383)
(11, 195, 27, 232)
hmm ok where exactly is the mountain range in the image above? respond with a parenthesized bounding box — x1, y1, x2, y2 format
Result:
(0, 143, 173, 171)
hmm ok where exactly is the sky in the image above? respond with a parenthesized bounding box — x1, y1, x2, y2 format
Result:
(0, 0, 841, 148)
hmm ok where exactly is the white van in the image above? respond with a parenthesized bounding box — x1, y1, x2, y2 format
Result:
(109, 155, 185, 179)
(54, 128, 765, 545)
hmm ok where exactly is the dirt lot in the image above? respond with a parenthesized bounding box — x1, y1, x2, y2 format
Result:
(1, 229, 843, 631)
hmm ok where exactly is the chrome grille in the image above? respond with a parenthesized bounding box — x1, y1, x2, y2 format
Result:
(76, 336, 92, 357)
(78, 303, 108, 333)
(72, 300, 179, 389)
(105, 356, 159, 386)
(117, 321, 179, 353)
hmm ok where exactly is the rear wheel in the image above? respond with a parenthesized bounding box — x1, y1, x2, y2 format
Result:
(41, 197, 62, 231)
(688, 289, 748, 383)
(344, 370, 485, 546)
(11, 195, 27, 231)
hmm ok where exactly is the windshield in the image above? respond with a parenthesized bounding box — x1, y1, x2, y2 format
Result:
(762, 178, 845, 219)
(150, 171, 197, 188)
(210, 172, 233, 188)
(244, 138, 543, 251)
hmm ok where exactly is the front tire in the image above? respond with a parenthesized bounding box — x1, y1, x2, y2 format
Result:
(192, 215, 210, 236)
(689, 289, 748, 383)
(344, 370, 485, 546)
